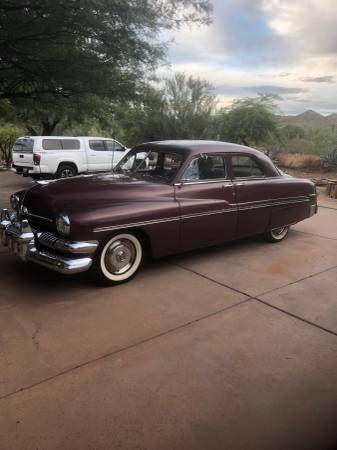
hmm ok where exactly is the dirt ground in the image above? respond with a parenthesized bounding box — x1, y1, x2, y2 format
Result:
(0, 170, 337, 450)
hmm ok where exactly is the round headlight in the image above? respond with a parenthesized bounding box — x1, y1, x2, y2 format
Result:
(10, 193, 20, 211)
(56, 214, 70, 236)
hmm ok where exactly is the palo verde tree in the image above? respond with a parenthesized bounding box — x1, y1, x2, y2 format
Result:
(119, 73, 217, 144)
(164, 73, 217, 139)
(218, 94, 279, 147)
(0, 0, 211, 134)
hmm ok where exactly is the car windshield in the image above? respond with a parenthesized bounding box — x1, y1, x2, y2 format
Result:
(115, 149, 183, 181)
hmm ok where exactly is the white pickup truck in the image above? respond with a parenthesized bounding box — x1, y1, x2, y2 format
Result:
(12, 136, 129, 179)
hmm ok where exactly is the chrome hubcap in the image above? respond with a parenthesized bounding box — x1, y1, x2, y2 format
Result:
(271, 226, 288, 238)
(105, 239, 136, 275)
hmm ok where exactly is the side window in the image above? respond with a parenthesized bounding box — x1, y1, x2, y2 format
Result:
(104, 140, 114, 151)
(42, 139, 62, 150)
(61, 139, 80, 150)
(89, 140, 105, 151)
(231, 155, 265, 178)
(113, 141, 124, 151)
(182, 155, 226, 181)
(104, 140, 124, 151)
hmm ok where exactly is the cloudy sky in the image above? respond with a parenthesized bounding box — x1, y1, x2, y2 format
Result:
(161, 0, 337, 115)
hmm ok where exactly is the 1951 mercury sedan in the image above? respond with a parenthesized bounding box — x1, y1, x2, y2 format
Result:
(0, 140, 317, 284)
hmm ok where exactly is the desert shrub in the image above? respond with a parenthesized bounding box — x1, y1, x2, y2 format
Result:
(279, 138, 315, 154)
(322, 148, 337, 167)
(277, 153, 322, 169)
(0, 125, 23, 166)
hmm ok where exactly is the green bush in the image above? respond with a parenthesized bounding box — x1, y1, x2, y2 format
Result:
(0, 125, 23, 166)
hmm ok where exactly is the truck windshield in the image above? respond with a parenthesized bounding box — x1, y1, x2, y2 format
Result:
(12, 138, 34, 153)
(115, 149, 183, 181)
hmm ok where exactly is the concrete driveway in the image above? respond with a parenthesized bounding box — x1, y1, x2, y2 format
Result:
(1, 171, 337, 450)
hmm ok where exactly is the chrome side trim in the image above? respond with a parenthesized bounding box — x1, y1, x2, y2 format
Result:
(236, 195, 309, 208)
(94, 216, 180, 233)
(179, 179, 232, 186)
(93, 195, 311, 233)
(238, 198, 310, 211)
(233, 177, 267, 182)
(182, 208, 237, 221)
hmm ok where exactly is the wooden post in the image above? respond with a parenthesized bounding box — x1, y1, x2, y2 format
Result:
(327, 180, 337, 198)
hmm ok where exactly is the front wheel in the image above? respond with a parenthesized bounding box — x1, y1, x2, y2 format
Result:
(92, 233, 143, 284)
(264, 226, 289, 243)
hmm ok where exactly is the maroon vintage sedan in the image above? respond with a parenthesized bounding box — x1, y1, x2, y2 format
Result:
(0, 141, 317, 284)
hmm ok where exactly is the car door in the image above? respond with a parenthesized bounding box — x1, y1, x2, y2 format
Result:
(86, 139, 112, 172)
(230, 154, 271, 237)
(175, 154, 236, 251)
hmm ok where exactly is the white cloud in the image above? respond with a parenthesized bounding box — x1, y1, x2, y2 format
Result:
(160, 0, 337, 114)
(263, 0, 337, 56)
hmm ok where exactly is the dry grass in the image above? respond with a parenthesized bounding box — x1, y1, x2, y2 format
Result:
(277, 153, 322, 169)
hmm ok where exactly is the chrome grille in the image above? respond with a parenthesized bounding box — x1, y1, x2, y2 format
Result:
(38, 232, 59, 247)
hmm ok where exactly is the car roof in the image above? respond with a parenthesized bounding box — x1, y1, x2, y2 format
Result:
(134, 140, 279, 177)
(136, 140, 262, 157)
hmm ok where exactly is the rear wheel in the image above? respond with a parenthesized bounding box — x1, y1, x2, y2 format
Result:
(56, 163, 77, 179)
(92, 233, 143, 284)
(264, 226, 289, 243)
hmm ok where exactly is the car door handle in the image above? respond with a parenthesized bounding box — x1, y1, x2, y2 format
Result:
(235, 182, 245, 187)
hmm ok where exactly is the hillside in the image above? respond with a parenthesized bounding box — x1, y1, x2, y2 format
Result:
(278, 110, 337, 129)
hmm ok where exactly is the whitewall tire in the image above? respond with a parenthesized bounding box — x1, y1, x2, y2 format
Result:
(93, 233, 143, 284)
(264, 226, 289, 243)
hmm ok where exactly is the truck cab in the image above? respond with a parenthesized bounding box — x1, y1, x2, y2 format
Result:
(12, 136, 129, 179)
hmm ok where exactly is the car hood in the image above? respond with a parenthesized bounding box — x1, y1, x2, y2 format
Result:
(23, 173, 170, 218)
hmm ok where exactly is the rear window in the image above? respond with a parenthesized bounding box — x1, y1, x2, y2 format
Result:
(231, 155, 265, 178)
(42, 139, 80, 150)
(12, 138, 34, 153)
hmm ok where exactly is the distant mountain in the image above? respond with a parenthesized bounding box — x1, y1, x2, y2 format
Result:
(278, 110, 337, 129)
(326, 113, 337, 126)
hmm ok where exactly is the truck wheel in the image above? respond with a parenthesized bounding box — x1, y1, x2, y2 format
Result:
(264, 226, 289, 243)
(56, 163, 77, 178)
(92, 233, 143, 284)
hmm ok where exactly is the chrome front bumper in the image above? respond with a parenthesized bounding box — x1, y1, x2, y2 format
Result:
(0, 208, 98, 274)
